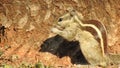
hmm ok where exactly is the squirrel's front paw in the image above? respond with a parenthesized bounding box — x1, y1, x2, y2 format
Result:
(51, 28, 61, 34)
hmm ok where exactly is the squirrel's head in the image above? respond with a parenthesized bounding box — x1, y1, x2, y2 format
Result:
(55, 10, 83, 30)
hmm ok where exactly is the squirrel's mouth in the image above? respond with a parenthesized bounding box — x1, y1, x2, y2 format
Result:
(56, 25, 65, 31)
(54, 24, 65, 31)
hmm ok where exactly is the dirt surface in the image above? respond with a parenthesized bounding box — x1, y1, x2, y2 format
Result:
(0, 0, 120, 68)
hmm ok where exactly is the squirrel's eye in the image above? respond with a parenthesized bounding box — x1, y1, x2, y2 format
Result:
(58, 18, 63, 22)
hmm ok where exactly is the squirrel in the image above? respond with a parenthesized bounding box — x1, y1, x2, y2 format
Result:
(51, 10, 120, 67)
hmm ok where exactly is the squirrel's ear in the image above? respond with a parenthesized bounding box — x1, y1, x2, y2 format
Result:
(69, 10, 75, 17)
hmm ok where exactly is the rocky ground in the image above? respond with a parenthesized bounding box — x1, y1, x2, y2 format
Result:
(0, 0, 120, 68)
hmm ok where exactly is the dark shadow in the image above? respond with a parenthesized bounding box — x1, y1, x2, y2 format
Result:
(40, 35, 89, 64)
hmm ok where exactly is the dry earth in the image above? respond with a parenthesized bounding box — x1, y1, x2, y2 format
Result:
(0, 0, 120, 68)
